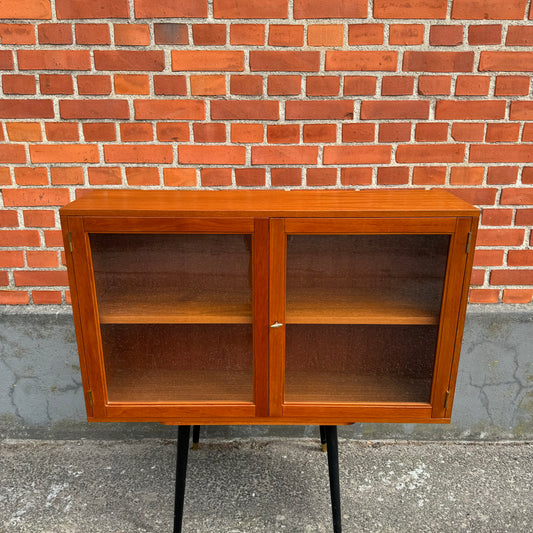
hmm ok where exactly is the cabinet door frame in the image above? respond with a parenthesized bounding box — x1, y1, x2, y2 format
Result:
(66, 215, 268, 421)
(270, 216, 474, 422)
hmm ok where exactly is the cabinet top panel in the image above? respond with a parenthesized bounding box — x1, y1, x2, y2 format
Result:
(60, 189, 479, 218)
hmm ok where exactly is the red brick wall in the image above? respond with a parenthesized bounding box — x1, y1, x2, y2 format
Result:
(1, 0, 532, 305)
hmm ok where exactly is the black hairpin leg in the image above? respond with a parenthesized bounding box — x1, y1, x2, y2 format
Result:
(322, 425, 342, 533)
(319, 426, 327, 452)
(174, 425, 191, 533)
(192, 425, 200, 450)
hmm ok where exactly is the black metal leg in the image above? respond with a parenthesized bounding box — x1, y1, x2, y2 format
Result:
(319, 425, 327, 452)
(324, 425, 342, 533)
(192, 425, 200, 450)
(174, 426, 191, 533)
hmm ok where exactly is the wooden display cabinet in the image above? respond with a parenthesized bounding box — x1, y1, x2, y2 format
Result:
(60, 189, 478, 532)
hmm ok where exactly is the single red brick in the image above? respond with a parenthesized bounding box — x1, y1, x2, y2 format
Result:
(5, 122, 42, 141)
(486, 167, 518, 184)
(361, 101, 429, 119)
(18, 50, 90, 70)
(154, 23, 188, 45)
(476, 228, 525, 246)
(0, 250, 24, 267)
(429, 25, 463, 46)
(83, 123, 116, 142)
(27, 250, 58, 268)
(286, 100, 353, 120)
(23, 209, 56, 227)
(163, 168, 196, 187)
(0, 24, 34, 45)
(468, 25, 501, 45)
(374, 0, 447, 19)
(231, 123, 264, 143)
(135, 100, 205, 120)
(340, 167, 373, 186)
(114, 24, 150, 46)
(323, 145, 391, 164)
(32, 291, 62, 304)
(38, 23, 72, 44)
(412, 167, 446, 185)
(126, 167, 160, 186)
(0, 291, 29, 305)
(88, 167, 122, 185)
(57, 0, 129, 18)
(516, 209, 533, 225)
(436, 101, 506, 120)
(40, 74, 74, 95)
(303, 124, 337, 143)
(452, 0, 528, 20)
(95, 50, 164, 71)
(506, 25, 533, 45)
(485, 123, 520, 142)
(0, 168, 10, 185)
(214, 0, 287, 18)
(271, 168, 302, 187)
(326, 51, 397, 71)
(342, 123, 375, 143)
(190, 75, 226, 96)
(201, 168, 232, 187)
(104, 145, 173, 164)
(455, 75, 490, 96)
(230, 24, 265, 45)
(510, 102, 533, 120)
(294, 0, 366, 18)
(500, 188, 533, 204)
(396, 144, 465, 163)
(502, 289, 533, 304)
(2, 75, 36, 95)
(495, 76, 530, 96)
(75, 24, 110, 45)
(135, 0, 207, 18)
(77, 75, 111, 95)
(306, 168, 337, 186)
(252, 146, 318, 165)
(156, 123, 190, 142)
(481, 208, 514, 226)
(179, 145, 246, 165)
(308, 24, 344, 46)
(381, 76, 414, 95)
(0, 50, 14, 70)
(415, 123, 448, 141)
(389, 24, 424, 45)
(114, 74, 150, 95)
(491, 270, 533, 286)
(448, 188, 498, 206)
(230, 75, 263, 96)
(508, 250, 533, 267)
(0, 145, 26, 164)
(469, 289, 500, 304)
(193, 123, 226, 143)
(450, 167, 484, 185)
(269, 25, 304, 47)
(251, 51, 320, 72)
(30, 145, 98, 164)
(153, 75, 187, 96)
(451, 123, 485, 142)
(0, 230, 40, 246)
(193, 24, 226, 46)
(267, 124, 300, 144)
(172, 51, 244, 72)
(61, 100, 129, 119)
(378, 123, 411, 142)
(0, 210, 18, 227)
(120, 123, 153, 142)
(480, 52, 533, 71)
(268, 75, 301, 95)
(306, 76, 340, 96)
(523, 167, 533, 183)
(344, 76, 376, 95)
(45, 122, 79, 142)
(473, 250, 505, 267)
(3, 189, 70, 207)
(470, 145, 533, 163)
(50, 167, 84, 185)
(0, 1, 51, 19)
(211, 101, 278, 120)
(377, 167, 409, 185)
(404, 51, 474, 72)
(235, 168, 266, 187)
(348, 24, 384, 45)
(15, 270, 69, 287)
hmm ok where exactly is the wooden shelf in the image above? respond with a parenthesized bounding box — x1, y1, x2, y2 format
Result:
(97, 285, 252, 324)
(106, 369, 253, 403)
(286, 286, 441, 325)
(285, 371, 432, 404)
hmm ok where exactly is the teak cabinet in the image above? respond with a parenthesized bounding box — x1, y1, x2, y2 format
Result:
(60, 190, 479, 427)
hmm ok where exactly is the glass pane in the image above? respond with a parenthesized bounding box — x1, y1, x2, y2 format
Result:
(89, 233, 253, 403)
(285, 325, 438, 403)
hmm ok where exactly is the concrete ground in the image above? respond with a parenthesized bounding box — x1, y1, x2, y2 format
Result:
(0, 438, 531, 533)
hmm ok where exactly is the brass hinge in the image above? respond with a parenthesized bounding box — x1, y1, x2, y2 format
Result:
(88, 390, 93, 408)
(465, 232, 472, 254)
(444, 390, 450, 410)
(68, 231, 73, 253)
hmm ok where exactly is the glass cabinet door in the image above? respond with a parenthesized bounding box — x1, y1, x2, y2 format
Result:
(89, 232, 254, 405)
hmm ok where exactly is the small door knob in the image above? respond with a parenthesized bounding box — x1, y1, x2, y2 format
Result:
(270, 321, 283, 328)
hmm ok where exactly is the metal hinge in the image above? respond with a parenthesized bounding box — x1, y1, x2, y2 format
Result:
(88, 390, 93, 409)
(465, 232, 472, 254)
(68, 231, 73, 253)
(444, 390, 450, 410)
